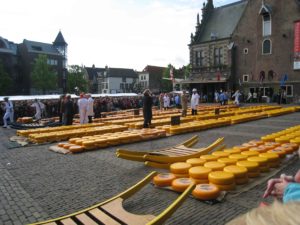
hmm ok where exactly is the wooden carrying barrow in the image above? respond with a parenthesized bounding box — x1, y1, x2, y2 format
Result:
(29, 172, 195, 225)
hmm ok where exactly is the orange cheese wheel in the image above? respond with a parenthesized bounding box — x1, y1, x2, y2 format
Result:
(58, 142, 66, 147)
(204, 162, 226, 171)
(69, 145, 84, 153)
(233, 145, 249, 152)
(82, 140, 95, 147)
(241, 151, 259, 157)
(249, 146, 267, 153)
(242, 143, 258, 148)
(277, 146, 294, 154)
(200, 155, 219, 162)
(69, 138, 81, 144)
(213, 182, 236, 191)
(153, 173, 176, 187)
(229, 154, 248, 161)
(186, 158, 206, 167)
(173, 173, 189, 178)
(259, 145, 274, 151)
(218, 158, 237, 166)
(235, 177, 249, 185)
(223, 165, 248, 178)
(208, 171, 235, 185)
(264, 142, 281, 148)
(223, 148, 241, 155)
(189, 166, 212, 179)
(236, 161, 259, 172)
(191, 178, 209, 184)
(170, 162, 192, 174)
(247, 156, 268, 166)
(192, 184, 220, 200)
(281, 143, 298, 151)
(249, 140, 264, 146)
(212, 151, 230, 158)
(268, 149, 286, 158)
(259, 153, 279, 162)
(63, 143, 76, 149)
(248, 171, 260, 178)
(171, 178, 194, 192)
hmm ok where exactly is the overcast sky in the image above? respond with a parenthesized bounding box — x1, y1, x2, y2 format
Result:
(1, 0, 238, 71)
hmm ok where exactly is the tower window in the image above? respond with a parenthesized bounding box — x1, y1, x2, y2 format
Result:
(196, 51, 205, 67)
(263, 13, 271, 36)
(214, 48, 223, 66)
(262, 39, 271, 54)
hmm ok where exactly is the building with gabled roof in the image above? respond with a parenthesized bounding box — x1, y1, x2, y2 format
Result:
(138, 65, 166, 93)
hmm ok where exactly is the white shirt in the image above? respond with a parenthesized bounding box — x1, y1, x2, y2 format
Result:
(87, 97, 94, 116)
(77, 98, 88, 111)
(191, 93, 200, 109)
(163, 96, 170, 107)
(31, 101, 45, 113)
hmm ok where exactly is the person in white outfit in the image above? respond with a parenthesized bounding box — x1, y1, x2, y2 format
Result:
(31, 99, 45, 120)
(2, 97, 13, 128)
(87, 94, 94, 123)
(163, 94, 170, 110)
(232, 90, 242, 106)
(77, 94, 88, 124)
(191, 88, 200, 115)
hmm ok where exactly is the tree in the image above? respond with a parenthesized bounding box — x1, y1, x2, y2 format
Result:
(161, 64, 173, 92)
(0, 60, 13, 95)
(31, 54, 57, 94)
(67, 65, 88, 93)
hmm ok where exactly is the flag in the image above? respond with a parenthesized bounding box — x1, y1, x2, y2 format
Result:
(170, 67, 175, 83)
(280, 74, 288, 87)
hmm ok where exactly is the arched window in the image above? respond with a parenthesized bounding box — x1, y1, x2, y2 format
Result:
(268, 70, 274, 80)
(262, 39, 271, 54)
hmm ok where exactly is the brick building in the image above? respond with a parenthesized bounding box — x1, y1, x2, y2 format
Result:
(185, 0, 300, 102)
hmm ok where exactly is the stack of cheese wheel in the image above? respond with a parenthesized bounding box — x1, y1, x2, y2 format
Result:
(279, 145, 295, 154)
(204, 161, 226, 171)
(218, 157, 237, 166)
(82, 140, 96, 150)
(223, 148, 241, 155)
(186, 158, 206, 167)
(208, 171, 235, 191)
(233, 145, 249, 152)
(170, 162, 192, 178)
(224, 165, 248, 185)
(268, 148, 286, 158)
(281, 143, 298, 152)
(69, 145, 84, 153)
(192, 184, 220, 200)
(189, 166, 212, 184)
(200, 155, 219, 162)
(259, 153, 280, 168)
(229, 154, 248, 161)
(171, 178, 194, 192)
(153, 173, 176, 187)
(241, 150, 259, 157)
(212, 151, 230, 159)
(248, 156, 269, 173)
(237, 160, 260, 178)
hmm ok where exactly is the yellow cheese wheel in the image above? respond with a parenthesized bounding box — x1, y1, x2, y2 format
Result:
(69, 145, 84, 153)
(63, 143, 76, 149)
(268, 149, 286, 158)
(248, 171, 260, 178)
(171, 178, 194, 192)
(259, 153, 279, 162)
(229, 154, 248, 161)
(200, 155, 219, 162)
(236, 161, 259, 172)
(247, 156, 268, 166)
(204, 162, 226, 171)
(233, 145, 249, 152)
(170, 162, 192, 174)
(218, 158, 237, 166)
(82, 140, 96, 147)
(69, 138, 81, 144)
(223, 165, 248, 178)
(213, 182, 236, 191)
(153, 173, 176, 187)
(208, 171, 235, 185)
(260, 166, 270, 173)
(281, 143, 298, 151)
(186, 158, 206, 167)
(192, 184, 220, 200)
(173, 173, 189, 178)
(212, 151, 230, 158)
(275, 136, 290, 144)
(249, 146, 268, 153)
(235, 177, 249, 185)
(290, 138, 300, 145)
(223, 148, 241, 155)
(277, 146, 294, 154)
(191, 178, 209, 184)
(241, 151, 259, 157)
(261, 135, 275, 142)
(58, 142, 66, 147)
(189, 166, 212, 179)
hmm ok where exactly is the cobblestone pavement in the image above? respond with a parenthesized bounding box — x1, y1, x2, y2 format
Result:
(0, 112, 299, 225)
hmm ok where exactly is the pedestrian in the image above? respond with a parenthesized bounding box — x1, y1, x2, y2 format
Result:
(77, 93, 88, 124)
(253, 91, 258, 103)
(87, 94, 94, 123)
(181, 90, 188, 117)
(1, 97, 13, 128)
(58, 94, 65, 123)
(219, 91, 225, 105)
(143, 89, 152, 128)
(30, 99, 45, 120)
(63, 94, 75, 125)
(175, 94, 180, 108)
(214, 91, 219, 103)
(163, 93, 170, 110)
(246, 91, 252, 103)
(232, 90, 241, 106)
(191, 88, 200, 115)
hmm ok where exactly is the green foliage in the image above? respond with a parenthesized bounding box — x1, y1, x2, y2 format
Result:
(31, 54, 57, 94)
(0, 60, 13, 95)
(67, 65, 88, 93)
